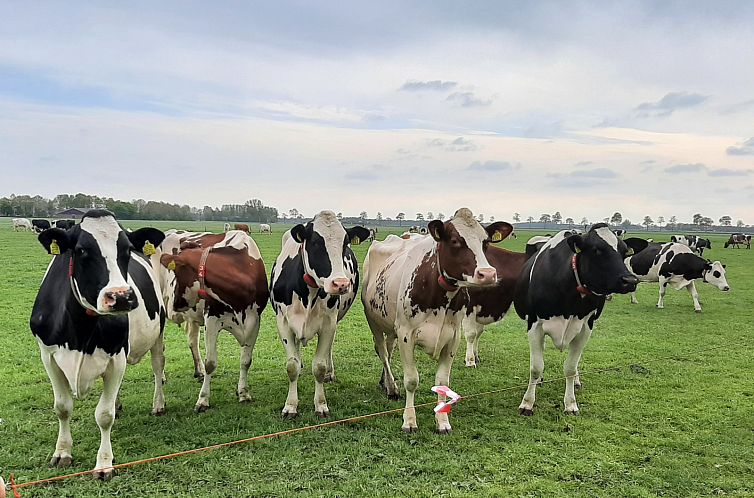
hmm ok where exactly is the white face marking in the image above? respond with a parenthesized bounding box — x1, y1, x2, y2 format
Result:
(596, 226, 619, 252)
(80, 216, 130, 310)
(449, 208, 493, 280)
(310, 210, 350, 283)
(706, 261, 729, 290)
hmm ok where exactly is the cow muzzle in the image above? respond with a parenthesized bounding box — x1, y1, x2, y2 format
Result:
(619, 274, 639, 293)
(102, 287, 138, 313)
(326, 278, 351, 295)
(469, 267, 498, 286)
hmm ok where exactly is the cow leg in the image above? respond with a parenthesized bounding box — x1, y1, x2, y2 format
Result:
(187, 321, 204, 381)
(373, 326, 401, 399)
(398, 329, 419, 432)
(41, 352, 74, 468)
(630, 290, 639, 304)
(194, 317, 221, 413)
(312, 325, 336, 417)
(656, 278, 668, 309)
(232, 313, 261, 403)
(434, 343, 455, 434)
(279, 319, 301, 419)
(519, 322, 545, 416)
(93, 354, 126, 481)
(462, 315, 483, 367)
(563, 324, 592, 415)
(150, 334, 166, 416)
(686, 281, 702, 312)
(325, 329, 337, 383)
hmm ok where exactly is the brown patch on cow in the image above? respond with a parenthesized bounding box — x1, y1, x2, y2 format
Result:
(408, 251, 467, 315)
(434, 222, 480, 283)
(466, 246, 531, 321)
(234, 223, 250, 233)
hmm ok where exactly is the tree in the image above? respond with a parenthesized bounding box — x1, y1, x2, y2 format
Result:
(643, 216, 653, 230)
(719, 215, 732, 226)
(621, 219, 632, 227)
(610, 212, 622, 225)
(603, 217, 609, 224)
(565, 217, 574, 226)
(427, 211, 434, 220)
(692, 213, 703, 225)
(337, 212, 343, 220)
(580, 217, 589, 226)
(552, 211, 562, 225)
(437, 213, 445, 221)
(737, 219, 744, 227)
(489, 215, 495, 222)
(657, 216, 665, 226)
(700, 217, 713, 228)
(416, 213, 424, 221)
(376, 212, 383, 221)
(396, 212, 405, 226)
(289, 208, 299, 219)
(359, 211, 368, 220)
(539, 214, 551, 228)
(513, 212, 521, 223)
(669, 216, 677, 227)
(527, 216, 534, 224)
(477, 213, 484, 222)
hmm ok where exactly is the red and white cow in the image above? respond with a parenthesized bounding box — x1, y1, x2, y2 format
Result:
(362, 208, 512, 433)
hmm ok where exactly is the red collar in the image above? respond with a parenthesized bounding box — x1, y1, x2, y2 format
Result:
(197, 247, 211, 299)
(437, 274, 459, 292)
(571, 254, 592, 297)
(303, 273, 319, 288)
(69, 256, 101, 316)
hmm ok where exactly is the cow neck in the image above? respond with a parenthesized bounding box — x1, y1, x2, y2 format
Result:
(67, 254, 101, 317)
(298, 244, 320, 290)
(197, 246, 212, 300)
(435, 246, 459, 292)
(571, 253, 597, 298)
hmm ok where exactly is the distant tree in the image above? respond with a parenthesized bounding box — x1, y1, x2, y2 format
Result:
(669, 216, 677, 227)
(437, 213, 445, 221)
(539, 214, 551, 228)
(552, 211, 562, 225)
(565, 217, 574, 226)
(621, 219, 632, 227)
(719, 215, 732, 226)
(737, 219, 745, 227)
(657, 216, 665, 226)
(701, 217, 713, 228)
(610, 212, 622, 225)
(643, 216, 653, 230)
(427, 211, 434, 220)
(396, 212, 405, 226)
(477, 213, 484, 222)
(416, 213, 424, 221)
(337, 212, 343, 220)
(603, 217, 609, 224)
(527, 216, 534, 224)
(692, 213, 703, 225)
(359, 211, 368, 220)
(376, 212, 383, 221)
(489, 215, 495, 222)
(289, 208, 299, 219)
(580, 217, 589, 225)
(513, 212, 521, 223)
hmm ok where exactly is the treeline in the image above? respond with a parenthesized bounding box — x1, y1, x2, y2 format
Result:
(0, 193, 278, 223)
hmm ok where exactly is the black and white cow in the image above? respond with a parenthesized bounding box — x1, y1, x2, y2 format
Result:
(56, 219, 76, 230)
(30, 210, 166, 480)
(671, 235, 712, 256)
(624, 239, 729, 312)
(613, 228, 626, 238)
(513, 223, 638, 416)
(32, 219, 52, 232)
(270, 210, 369, 418)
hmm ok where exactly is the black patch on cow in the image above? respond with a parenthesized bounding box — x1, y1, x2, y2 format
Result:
(713, 270, 721, 278)
(628, 243, 662, 276)
(130, 253, 160, 320)
(659, 252, 706, 280)
(32, 219, 51, 232)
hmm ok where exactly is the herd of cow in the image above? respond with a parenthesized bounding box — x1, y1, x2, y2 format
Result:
(12, 217, 75, 232)
(15, 209, 743, 479)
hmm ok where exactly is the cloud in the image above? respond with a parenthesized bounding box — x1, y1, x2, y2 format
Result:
(400, 80, 457, 92)
(427, 136, 479, 152)
(467, 160, 513, 172)
(726, 137, 754, 156)
(635, 92, 709, 117)
(707, 168, 751, 177)
(446, 91, 492, 107)
(574, 160, 594, 167)
(720, 99, 754, 115)
(549, 168, 618, 179)
(663, 163, 707, 174)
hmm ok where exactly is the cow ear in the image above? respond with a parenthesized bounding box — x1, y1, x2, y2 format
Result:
(346, 226, 371, 246)
(428, 220, 445, 242)
(38, 228, 72, 255)
(128, 228, 165, 255)
(291, 224, 308, 244)
(486, 222, 513, 243)
(722, 264, 727, 269)
(160, 254, 181, 271)
(624, 237, 649, 256)
(566, 234, 583, 254)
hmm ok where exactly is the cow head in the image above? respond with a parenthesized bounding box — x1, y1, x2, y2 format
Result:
(703, 260, 729, 291)
(38, 210, 165, 315)
(290, 210, 370, 295)
(567, 223, 638, 295)
(428, 208, 513, 287)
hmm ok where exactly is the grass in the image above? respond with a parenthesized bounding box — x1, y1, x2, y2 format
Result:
(0, 218, 752, 497)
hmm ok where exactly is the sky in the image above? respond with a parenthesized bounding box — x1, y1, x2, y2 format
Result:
(1, 1, 753, 224)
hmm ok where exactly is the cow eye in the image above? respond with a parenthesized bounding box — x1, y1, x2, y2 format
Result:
(76, 247, 88, 258)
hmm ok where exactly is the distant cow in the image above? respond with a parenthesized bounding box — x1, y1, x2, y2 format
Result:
(234, 223, 250, 233)
(724, 233, 751, 249)
(31, 219, 51, 232)
(624, 239, 729, 312)
(367, 228, 377, 242)
(158, 230, 269, 412)
(260, 223, 271, 234)
(363, 208, 512, 433)
(30, 210, 166, 479)
(613, 229, 626, 238)
(12, 218, 32, 231)
(270, 211, 369, 418)
(223, 223, 231, 233)
(671, 235, 712, 256)
(55, 219, 75, 230)
(514, 224, 638, 416)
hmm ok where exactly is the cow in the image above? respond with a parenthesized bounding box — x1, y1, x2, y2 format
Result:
(724, 233, 751, 249)
(367, 228, 377, 242)
(613, 228, 626, 238)
(513, 223, 638, 416)
(12, 217, 33, 231)
(408, 225, 419, 233)
(419, 227, 428, 235)
(32, 219, 52, 232)
(55, 219, 76, 230)
(671, 235, 712, 256)
(270, 210, 369, 418)
(400, 231, 426, 240)
(624, 239, 729, 312)
(158, 229, 269, 412)
(30, 210, 166, 480)
(362, 208, 513, 433)
(223, 223, 231, 233)
(260, 223, 271, 234)
(234, 223, 250, 233)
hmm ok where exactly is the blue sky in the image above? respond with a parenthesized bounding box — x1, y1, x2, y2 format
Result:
(1, 1, 753, 223)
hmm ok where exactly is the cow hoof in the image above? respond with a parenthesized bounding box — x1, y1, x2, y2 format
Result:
(464, 360, 477, 368)
(194, 403, 210, 414)
(238, 390, 252, 403)
(49, 455, 73, 468)
(574, 382, 582, 390)
(281, 410, 298, 420)
(93, 468, 114, 481)
(151, 407, 166, 416)
(194, 373, 204, 383)
(387, 392, 402, 401)
(315, 408, 330, 418)
(402, 425, 418, 433)
(656, 305, 664, 309)
(324, 373, 337, 383)
(437, 427, 452, 435)
(518, 408, 534, 416)
(564, 409, 580, 416)
(694, 309, 702, 313)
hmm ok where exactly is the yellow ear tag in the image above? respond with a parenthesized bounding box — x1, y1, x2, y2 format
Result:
(352, 236, 361, 246)
(575, 246, 582, 253)
(50, 240, 61, 255)
(491, 231, 503, 242)
(167, 260, 176, 271)
(143, 241, 156, 256)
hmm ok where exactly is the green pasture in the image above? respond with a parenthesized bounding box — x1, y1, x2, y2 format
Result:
(0, 218, 752, 497)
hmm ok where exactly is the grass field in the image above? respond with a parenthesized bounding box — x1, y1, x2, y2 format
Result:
(1, 218, 752, 497)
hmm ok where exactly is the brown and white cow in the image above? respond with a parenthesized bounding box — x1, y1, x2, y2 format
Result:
(362, 208, 512, 433)
(157, 230, 268, 412)
(724, 233, 751, 249)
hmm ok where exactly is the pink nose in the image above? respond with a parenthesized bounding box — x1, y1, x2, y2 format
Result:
(329, 278, 351, 295)
(475, 268, 497, 285)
